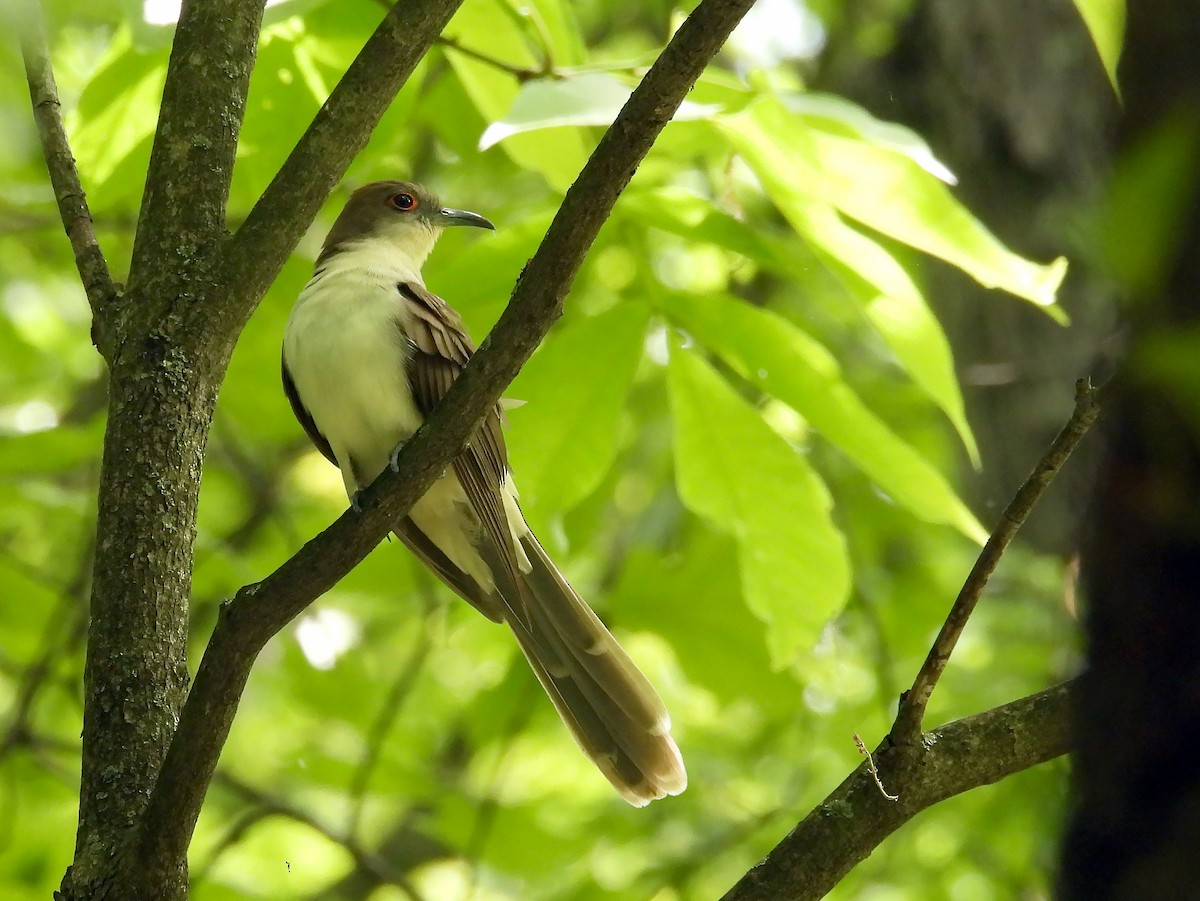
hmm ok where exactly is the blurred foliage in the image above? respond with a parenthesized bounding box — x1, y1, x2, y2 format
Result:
(0, 0, 1085, 899)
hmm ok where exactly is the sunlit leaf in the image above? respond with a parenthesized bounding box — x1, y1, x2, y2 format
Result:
(779, 199, 979, 463)
(506, 304, 649, 516)
(629, 186, 979, 462)
(1071, 0, 1125, 95)
(68, 28, 165, 203)
(448, 54, 587, 192)
(668, 344, 850, 666)
(664, 293, 987, 543)
(523, 0, 588, 67)
(480, 73, 720, 149)
(782, 91, 957, 184)
(722, 97, 1068, 316)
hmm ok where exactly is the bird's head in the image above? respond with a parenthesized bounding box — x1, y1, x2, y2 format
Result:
(317, 180, 494, 271)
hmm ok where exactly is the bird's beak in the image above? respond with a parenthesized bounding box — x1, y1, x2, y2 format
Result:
(437, 207, 495, 230)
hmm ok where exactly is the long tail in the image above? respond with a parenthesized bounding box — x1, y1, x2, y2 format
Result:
(500, 534, 687, 806)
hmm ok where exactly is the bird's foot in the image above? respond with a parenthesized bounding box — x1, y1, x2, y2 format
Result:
(350, 489, 365, 513)
(388, 441, 405, 473)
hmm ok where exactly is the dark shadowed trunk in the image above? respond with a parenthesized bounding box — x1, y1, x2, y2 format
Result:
(1060, 1, 1200, 897)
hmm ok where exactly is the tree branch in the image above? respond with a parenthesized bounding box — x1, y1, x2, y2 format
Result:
(125, 0, 265, 319)
(890, 379, 1100, 744)
(137, 0, 756, 874)
(209, 0, 468, 346)
(19, 2, 116, 350)
(722, 681, 1074, 901)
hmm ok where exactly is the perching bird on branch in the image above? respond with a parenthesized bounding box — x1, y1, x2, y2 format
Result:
(281, 181, 686, 805)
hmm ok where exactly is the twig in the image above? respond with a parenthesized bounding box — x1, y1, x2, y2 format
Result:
(722, 681, 1074, 901)
(137, 0, 757, 876)
(890, 379, 1101, 745)
(853, 733, 898, 801)
(437, 35, 548, 81)
(18, 2, 116, 340)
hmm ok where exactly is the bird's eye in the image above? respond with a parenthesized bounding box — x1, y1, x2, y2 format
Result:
(389, 192, 418, 211)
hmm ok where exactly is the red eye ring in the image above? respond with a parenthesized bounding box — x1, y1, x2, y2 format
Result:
(389, 192, 418, 211)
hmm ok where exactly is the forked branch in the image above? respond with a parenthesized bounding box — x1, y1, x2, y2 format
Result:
(137, 0, 758, 874)
(722, 682, 1074, 901)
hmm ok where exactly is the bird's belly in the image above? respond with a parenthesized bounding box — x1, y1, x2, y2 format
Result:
(285, 292, 422, 492)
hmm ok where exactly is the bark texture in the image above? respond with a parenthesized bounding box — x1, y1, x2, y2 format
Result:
(62, 2, 266, 896)
(49, 0, 468, 896)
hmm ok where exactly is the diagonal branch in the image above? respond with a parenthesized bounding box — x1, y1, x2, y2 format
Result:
(137, 0, 757, 874)
(209, 0, 468, 344)
(126, 0, 265, 316)
(890, 379, 1100, 745)
(19, 3, 116, 347)
(722, 681, 1074, 901)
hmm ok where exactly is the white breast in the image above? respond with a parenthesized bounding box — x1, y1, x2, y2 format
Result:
(283, 238, 530, 595)
(283, 242, 425, 497)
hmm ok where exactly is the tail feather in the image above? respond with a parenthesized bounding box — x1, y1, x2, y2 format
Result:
(520, 535, 670, 734)
(500, 533, 687, 805)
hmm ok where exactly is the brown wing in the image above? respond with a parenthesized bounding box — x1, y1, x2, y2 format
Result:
(400, 283, 686, 805)
(398, 282, 526, 588)
(282, 355, 336, 465)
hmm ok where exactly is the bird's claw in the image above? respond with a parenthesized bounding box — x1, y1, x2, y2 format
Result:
(350, 489, 365, 513)
(388, 442, 404, 473)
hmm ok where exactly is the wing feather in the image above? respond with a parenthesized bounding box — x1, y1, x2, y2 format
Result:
(282, 356, 336, 465)
(399, 283, 520, 580)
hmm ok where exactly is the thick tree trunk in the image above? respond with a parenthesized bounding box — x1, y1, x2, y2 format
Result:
(60, 348, 217, 901)
(1060, 1, 1200, 896)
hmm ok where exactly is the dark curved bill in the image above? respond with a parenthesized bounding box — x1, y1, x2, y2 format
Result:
(439, 208, 495, 230)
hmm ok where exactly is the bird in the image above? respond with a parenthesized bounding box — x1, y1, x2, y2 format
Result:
(281, 180, 686, 806)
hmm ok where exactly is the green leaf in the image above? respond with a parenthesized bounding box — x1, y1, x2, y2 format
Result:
(1101, 115, 1200, 300)
(721, 97, 1068, 316)
(781, 199, 979, 463)
(68, 28, 166, 204)
(479, 73, 720, 149)
(1071, 0, 1125, 95)
(668, 344, 850, 666)
(628, 186, 978, 462)
(609, 533, 803, 713)
(782, 91, 957, 184)
(444, 0, 590, 191)
(448, 54, 587, 192)
(664, 293, 987, 544)
(523, 0, 588, 67)
(506, 304, 649, 516)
